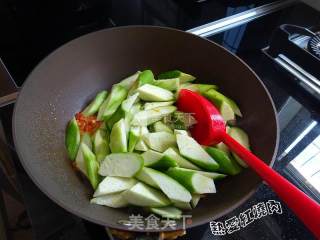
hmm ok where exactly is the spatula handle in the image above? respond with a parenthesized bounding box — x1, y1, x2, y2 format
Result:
(222, 133, 320, 238)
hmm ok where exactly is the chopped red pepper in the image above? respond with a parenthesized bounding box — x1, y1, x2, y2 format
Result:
(75, 112, 102, 134)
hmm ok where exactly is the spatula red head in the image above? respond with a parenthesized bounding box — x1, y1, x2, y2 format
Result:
(176, 89, 226, 145)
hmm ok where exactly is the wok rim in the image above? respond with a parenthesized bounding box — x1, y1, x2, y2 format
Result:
(12, 25, 279, 232)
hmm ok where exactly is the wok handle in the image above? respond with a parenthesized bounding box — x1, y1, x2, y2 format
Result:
(222, 133, 320, 239)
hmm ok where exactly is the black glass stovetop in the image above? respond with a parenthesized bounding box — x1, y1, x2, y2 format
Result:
(0, 1, 320, 240)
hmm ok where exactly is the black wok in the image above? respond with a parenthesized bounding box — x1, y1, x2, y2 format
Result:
(13, 26, 278, 231)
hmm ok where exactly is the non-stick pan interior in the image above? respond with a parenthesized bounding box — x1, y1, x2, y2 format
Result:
(13, 26, 278, 231)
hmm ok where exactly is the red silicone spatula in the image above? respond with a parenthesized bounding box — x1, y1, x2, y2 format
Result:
(177, 89, 320, 238)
